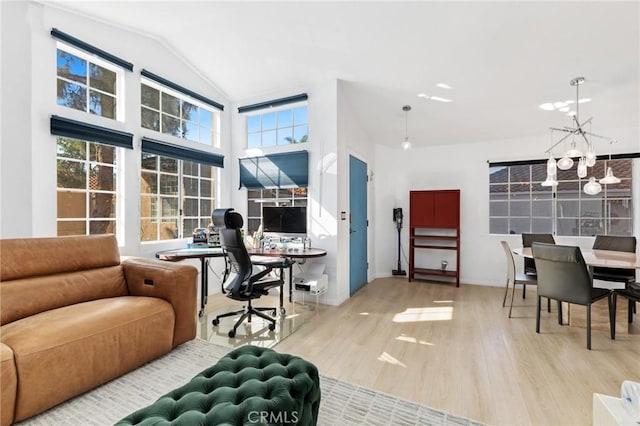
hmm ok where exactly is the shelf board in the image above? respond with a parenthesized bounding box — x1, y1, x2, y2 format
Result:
(411, 235, 458, 241)
(412, 245, 458, 250)
(411, 267, 457, 277)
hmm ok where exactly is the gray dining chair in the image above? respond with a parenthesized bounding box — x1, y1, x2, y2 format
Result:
(532, 242, 612, 350)
(501, 241, 538, 318)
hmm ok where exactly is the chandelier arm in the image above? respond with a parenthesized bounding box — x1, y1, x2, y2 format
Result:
(544, 129, 574, 153)
(582, 131, 614, 141)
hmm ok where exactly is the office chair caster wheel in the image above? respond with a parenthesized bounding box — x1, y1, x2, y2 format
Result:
(268, 323, 276, 331)
(212, 319, 220, 326)
(228, 329, 236, 338)
(280, 307, 286, 315)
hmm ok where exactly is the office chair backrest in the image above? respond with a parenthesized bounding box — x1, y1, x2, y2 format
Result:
(592, 235, 636, 253)
(500, 241, 516, 283)
(212, 208, 253, 295)
(522, 233, 555, 274)
(532, 243, 592, 305)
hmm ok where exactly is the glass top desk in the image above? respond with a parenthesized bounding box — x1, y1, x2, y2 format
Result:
(156, 247, 225, 317)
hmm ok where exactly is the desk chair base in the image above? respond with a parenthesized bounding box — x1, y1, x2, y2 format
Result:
(212, 301, 277, 338)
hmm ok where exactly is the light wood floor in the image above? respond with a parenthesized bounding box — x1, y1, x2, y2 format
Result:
(205, 278, 640, 425)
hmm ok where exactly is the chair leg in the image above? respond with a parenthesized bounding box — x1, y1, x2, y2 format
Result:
(557, 300, 563, 325)
(509, 283, 517, 318)
(586, 304, 591, 350)
(502, 279, 510, 307)
(536, 295, 541, 333)
(611, 293, 617, 340)
(547, 297, 551, 313)
(629, 299, 634, 324)
(522, 284, 526, 299)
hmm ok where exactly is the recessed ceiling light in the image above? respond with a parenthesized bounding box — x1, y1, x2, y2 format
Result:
(578, 98, 592, 104)
(539, 103, 555, 111)
(417, 93, 428, 98)
(567, 111, 577, 116)
(429, 96, 452, 103)
(436, 83, 452, 89)
(559, 107, 570, 112)
(553, 101, 567, 108)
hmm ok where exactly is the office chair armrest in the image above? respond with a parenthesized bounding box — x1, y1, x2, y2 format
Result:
(122, 257, 198, 346)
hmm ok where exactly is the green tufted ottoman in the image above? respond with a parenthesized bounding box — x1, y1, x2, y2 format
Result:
(115, 345, 320, 425)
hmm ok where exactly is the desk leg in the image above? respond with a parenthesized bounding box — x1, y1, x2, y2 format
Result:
(199, 258, 208, 318)
(288, 263, 293, 303)
(279, 267, 285, 315)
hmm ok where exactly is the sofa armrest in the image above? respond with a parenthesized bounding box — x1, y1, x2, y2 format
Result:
(121, 258, 198, 347)
(1, 343, 16, 426)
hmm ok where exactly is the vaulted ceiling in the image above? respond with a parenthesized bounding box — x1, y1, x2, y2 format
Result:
(47, 1, 639, 149)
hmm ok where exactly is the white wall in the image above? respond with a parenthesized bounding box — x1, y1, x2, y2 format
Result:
(374, 127, 640, 287)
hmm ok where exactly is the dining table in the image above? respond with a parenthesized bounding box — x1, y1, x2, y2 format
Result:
(512, 246, 639, 335)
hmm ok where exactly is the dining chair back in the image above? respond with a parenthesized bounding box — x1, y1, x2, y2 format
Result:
(592, 235, 637, 284)
(500, 241, 537, 318)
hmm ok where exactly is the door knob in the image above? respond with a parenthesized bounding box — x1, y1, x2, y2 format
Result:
(350, 229, 356, 234)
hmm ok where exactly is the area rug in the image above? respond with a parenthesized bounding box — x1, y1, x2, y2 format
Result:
(19, 339, 483, 426)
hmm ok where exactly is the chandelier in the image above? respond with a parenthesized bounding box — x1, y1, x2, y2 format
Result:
(541, 77, 619, 195)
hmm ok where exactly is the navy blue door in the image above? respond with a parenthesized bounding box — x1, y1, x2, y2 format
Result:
(349, 155, 368, 294)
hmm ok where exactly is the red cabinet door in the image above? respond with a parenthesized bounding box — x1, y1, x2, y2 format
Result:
(410, 191, 434, 227)
(433, 190, 460, 228)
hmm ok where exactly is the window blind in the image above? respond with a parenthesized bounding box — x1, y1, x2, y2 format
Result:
(50, 115, 133, 149)
(238, 93, 308, 114)
(51, 28, 134, 71)
(140, 69, 224, 111)
(141, 137, 224, 168)
(239, 150, 308, 189)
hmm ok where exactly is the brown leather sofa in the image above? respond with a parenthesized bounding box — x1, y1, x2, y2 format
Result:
(0, 234, 198, 425)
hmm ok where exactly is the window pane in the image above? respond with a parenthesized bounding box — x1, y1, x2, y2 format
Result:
(140, 195, 155, 217)
(183, 121, 198, 142)
(581, 199, 603, 218)
(89, 63, 116, 94)
(608, 159, 632, 178)
(160, 175, 178, 195)
(162, 114, 181, 137)
(609, 219, 633, 235)
(57, 138, 86, 160)
(199, 109, 213, 128)
(141, 84, 159, 109)
(489, 166, 508, 184)
(200, 199, 212, 217)
(293, 125, 308, 143)
(89, 91, 116, 118)
(277, 109, 292, 127)
(57, 160, 86, 189)
(510, 201, 530, 217)
(89, 143, 115, 163)
(531, 164, 547, 182)
(278, 127, 294, 145)
(557, 200, 579, 218)
(557, 218, 578, 236)
(532, 200, 552, 217)
(140, 219, 157, 242)
(509, 165, 530, 183)
(141, 153, 158, 171)
(90, 164, 116, 190)
(58, 221, 86, 236)
(509, 183, 530, 200)
(489, 201, 508, 216)
(200, 179, 212, 197)
(199, 127, 212, 146)
(183, 161, 198, 177)
(89, 220, 115, 235)
(160, 197, 178, 216)
(262, 130, 277, 147)
(532, 219, 553, 233)
(607, 199, 633, 219)
(606, 182, 632, 198)
(490, 218, 508, 234)
(247, 133, 261, 148)
(247, 115, 261, 133)
(509, 218, 531, 234)
(183, 198, 198, 216)
(141, 172, 157, 194)
(141, 107, 160, 131)
(57, 80, 87, 111)
(160, 219, 178, 240)
(183, 177, 198, 196)
(293, 106, 308, 125)
(159, 157, 177, 173)
(557, 181, 580, 199)
(248, 218, 261, 235)
(182, 101, 198, 121)
(162, 92, 180, 117)
(200, 165, 213, 179)
(248, 200, 261, 217)
(90, 193, 116, 218)
(262, 112, 276, 130)
(57, 190, 86, 218)
(580, 218, 603, 237)
(183, 219, 199, 235)
(57, 50, 87, 83)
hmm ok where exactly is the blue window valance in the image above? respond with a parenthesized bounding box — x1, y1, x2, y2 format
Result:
(239, 150, 308, 189)
(238, 93, 308, 114)
(51, 28, 134, 71)
(141, 137, 224, 168)
(141, 69, 224, 111)
(50, 115, 133, 149)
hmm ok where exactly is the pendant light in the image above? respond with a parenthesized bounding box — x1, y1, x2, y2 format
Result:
(541, 131, 558, 187)
(583, 176, 602, 195)
(401, 105, 412, 150)
(599, 140, 621, 185)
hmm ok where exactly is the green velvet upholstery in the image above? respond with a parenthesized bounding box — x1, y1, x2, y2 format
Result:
(116, 345, 320, 425)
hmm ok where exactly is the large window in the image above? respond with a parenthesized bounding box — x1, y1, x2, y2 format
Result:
(247, 188, 307, 235)
(141, 81, 218, 147)
(247, 105, 308, 148)
(140, 154, 215, 241)
(56, 45, 121, 120)
(56, 138, 117, 236)
(490, 158, 633, 236)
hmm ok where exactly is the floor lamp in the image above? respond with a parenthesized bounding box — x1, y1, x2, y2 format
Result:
(392, 208, 406, 276)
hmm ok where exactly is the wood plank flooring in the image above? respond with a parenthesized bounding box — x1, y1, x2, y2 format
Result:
(206, 278, 640, 425)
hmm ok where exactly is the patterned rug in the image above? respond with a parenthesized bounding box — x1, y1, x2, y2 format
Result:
(19, 339, 483, 426)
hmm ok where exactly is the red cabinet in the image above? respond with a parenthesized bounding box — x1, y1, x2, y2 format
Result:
(409, 190, 460, 286)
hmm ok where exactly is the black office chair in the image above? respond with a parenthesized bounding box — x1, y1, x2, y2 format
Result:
(532, 243, 612, 350)
(210, 208, 283, 338)
(610, 283, 640, 338)
(591, 235, 637, 284)
(522, 233, 556, 312)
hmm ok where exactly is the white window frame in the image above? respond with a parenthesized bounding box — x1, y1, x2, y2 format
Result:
(246, 103, 308, 148)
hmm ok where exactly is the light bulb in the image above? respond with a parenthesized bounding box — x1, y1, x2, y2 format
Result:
(401, 139, 411, 150)
(577, 157, 587, 178)
(599, 167, 621, 184)
(557, 156, 574, 170)
(583, 176, 602, 195)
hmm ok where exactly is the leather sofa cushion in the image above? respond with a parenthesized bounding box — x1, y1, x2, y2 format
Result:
(1, 266, 128, 325)
(116, 345, 321, 425)
(1, 343, 16, 426)
(1, 297, 175, 421)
